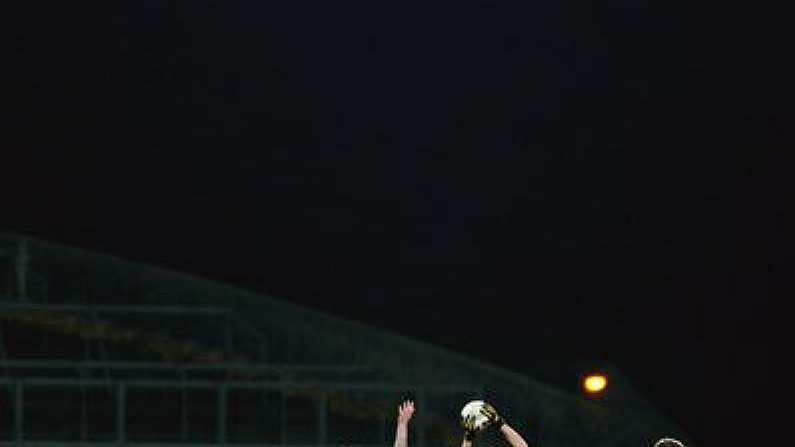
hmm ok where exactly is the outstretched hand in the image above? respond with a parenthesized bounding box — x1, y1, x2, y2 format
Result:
(462, 414, 479, 441)
(461, 414, 478, 432)
(480, 402, 505, 429)
(397, 400, 415, 425)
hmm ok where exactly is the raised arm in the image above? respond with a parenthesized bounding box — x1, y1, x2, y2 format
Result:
(394, 400, 415, 447)
(460, 431, 475, 447)
(460, 414, 478, 447)
(497, 424, 529, 447)
(481, 403, 529, 447)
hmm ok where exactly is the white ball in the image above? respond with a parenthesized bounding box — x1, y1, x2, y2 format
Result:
(460, 400, 489, 431)
(654, 439, 685, 447)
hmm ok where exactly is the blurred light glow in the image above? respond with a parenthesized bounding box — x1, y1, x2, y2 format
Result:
(582, 373, 608, 394)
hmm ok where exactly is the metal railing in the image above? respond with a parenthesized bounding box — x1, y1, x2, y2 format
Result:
(0, 359, 373, 381)
(0, 377, 481, 447)
(0, 233, 694, 447)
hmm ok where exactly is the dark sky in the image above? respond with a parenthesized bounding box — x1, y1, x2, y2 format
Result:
(4, 1, 782, 445)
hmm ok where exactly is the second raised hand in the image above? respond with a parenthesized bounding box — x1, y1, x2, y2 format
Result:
(398, 400, 415, 425)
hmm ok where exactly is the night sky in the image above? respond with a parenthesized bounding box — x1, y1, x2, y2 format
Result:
(4, 1, 782, 445)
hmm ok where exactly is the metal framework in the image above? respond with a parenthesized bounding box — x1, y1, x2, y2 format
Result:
(0, 234, 695, 447)
(0, 377, 479, 446)
(0, 301, 268, 364)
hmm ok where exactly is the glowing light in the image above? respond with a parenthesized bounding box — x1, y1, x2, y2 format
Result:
(582, 373, 608, 394)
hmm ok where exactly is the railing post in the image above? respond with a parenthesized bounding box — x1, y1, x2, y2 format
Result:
(217, 383, 227, 445)
(116, 382, 126, 444)
(180, 370, 188, 442)
(280, 388, 287, 445)
(81, 385, 88, 440)
(13, 381, 23, 446)
(317, 391, 328, 446)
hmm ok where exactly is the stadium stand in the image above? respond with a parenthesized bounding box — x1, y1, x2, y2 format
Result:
(0, 233, 693, 446)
